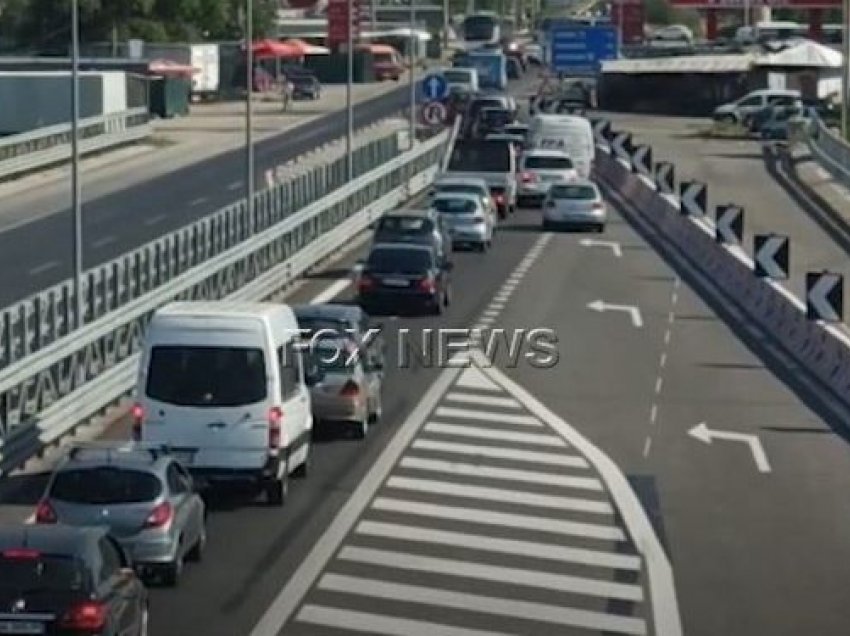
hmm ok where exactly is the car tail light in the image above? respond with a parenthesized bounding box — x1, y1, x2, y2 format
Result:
(131, 403, 144, 440)
(340, 380, 360, 397)
(59, 601, 108, 633)
(269, 406, 283, 449)
(520, 171, 536, 183)
(34, 499, 57, 524)
(493, 193, 505, 205)
(418, 276, 436, 293)
(2, 548, 41, 559)
(357, 274, 375, 292)
(592, 202, 604, 210)
(143, 501, 173, 529)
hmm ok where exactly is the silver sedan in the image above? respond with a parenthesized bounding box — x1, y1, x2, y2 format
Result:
(542, 180, 607, 232)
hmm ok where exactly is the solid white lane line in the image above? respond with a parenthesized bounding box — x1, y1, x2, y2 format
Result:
(189, 196, 207, 206)
(354, 521, 642, 571)
(296, 605, 515, 636)
(338, 546, 644, 602)
(143, 213, 167, 226)
(318, 575, 647, 635)
(92, 235, 116, 248)
(444, 392, 522, 409)
(399, 457, 603, 491)
(455, 367, 503, 392)
(28, 261, 59, 276)
(434, 406, 542, 427)
(424, 423, 567, 447)
(410, 439, 589, 468)
(371, 498, 626, 542)
(386, 477, 612, 514)
(310, 278, 352, 304)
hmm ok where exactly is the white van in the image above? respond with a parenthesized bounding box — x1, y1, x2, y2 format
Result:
(527, 114, 594, 179)
(133, 302, 317, 505)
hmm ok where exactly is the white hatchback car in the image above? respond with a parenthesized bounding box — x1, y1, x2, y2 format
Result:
(542, 180, 607, 232)
(518, 149, 579, 207)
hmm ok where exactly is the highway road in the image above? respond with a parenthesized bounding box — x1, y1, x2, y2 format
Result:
(0, 85, 410, 308)
(2, 78, 850, 636)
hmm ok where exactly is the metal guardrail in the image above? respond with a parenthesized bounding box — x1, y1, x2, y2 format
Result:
(0, 108, 151, 180)
(0, 123, 401, 374)
(801, 114, 850, 186)
(0, 129, 450, 476)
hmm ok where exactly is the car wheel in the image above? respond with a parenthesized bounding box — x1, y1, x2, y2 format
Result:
(353, 415, 369, 439)
(595, 223, 605, 233)
(293, 441, 311, 478)
(162, 549, 184, 587)
(542, 220, 553, 231)
(265, 472, 288, 506)
(478, 240, 487, 253)
(186, 526, 206, 563)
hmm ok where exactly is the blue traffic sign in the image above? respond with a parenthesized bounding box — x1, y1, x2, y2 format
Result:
(549, 25, 618, 76)
(421, 74, 449, 101)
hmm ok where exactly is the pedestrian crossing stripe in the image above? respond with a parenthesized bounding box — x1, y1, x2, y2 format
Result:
(248, 349, 683, 636)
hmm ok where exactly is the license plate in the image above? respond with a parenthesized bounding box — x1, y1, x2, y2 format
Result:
(382, 278, 409, 287)
(0, 622, 45, 635)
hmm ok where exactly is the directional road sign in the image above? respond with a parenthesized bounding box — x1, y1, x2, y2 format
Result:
(715, 204, 744, 244)
(611, 132, 632, 164)
(421, 101, 448, 126)
(806, 271, 843, 321)
(754, 234, 789, 279)
(421, 74, 449, 101)
(655, 162, 675, 194)
(679, 181, 706, 216)
(591, 119, 611, 147)
(549, 25, 618, 75)
(632, 145, 652, 177)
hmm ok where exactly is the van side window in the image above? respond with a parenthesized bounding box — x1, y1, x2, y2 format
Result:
(277, 343, 301, 399)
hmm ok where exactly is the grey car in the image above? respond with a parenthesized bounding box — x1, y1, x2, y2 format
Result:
(35, 442, 207, 587)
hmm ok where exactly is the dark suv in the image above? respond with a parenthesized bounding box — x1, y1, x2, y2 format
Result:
(0, 524, 148, 635)
(373, 209, 452, 263)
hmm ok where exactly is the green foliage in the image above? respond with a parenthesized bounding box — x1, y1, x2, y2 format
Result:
(0, 0, 279, 52)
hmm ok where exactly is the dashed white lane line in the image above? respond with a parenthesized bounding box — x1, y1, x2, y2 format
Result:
(310, 278, 352, 304)
(189, 196, 208, 207)
(92, 234, 116, 249)
(645, 277, 681, 458)
(643, 436, 653, 458)
(28, 260, 60, 276)
(654, 377, 663, 395)
(144, 213, 167, 227)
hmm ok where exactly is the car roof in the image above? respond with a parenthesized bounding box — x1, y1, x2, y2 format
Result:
(380, 208, 436, 218)
(435, 175, 488, 187)
(431, 192, 483, 202)
(523, 148, 571, 158)
(0, 524, 104, 555)
(371, 242, 433, 253)
(293, 303, 363, 322)
(57, 442, 172, 472)
(550, 179, 600, 192)
(156, 301, 285, 319)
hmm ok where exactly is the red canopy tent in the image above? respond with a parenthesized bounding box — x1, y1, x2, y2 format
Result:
(250, 39, 302, 59)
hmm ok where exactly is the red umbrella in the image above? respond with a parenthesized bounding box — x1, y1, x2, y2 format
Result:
(250, 39, 302, 59)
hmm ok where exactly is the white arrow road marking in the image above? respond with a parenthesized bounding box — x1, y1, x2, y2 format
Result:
(688, 422, 771, 473)
(808, 274, 841, 321)
(587, 300, 643, 328)
(579, 239, 622, 257)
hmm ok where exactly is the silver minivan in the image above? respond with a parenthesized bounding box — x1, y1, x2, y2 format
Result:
(713, 89, 801, 125)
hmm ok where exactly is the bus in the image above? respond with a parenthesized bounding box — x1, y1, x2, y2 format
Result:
(462, 12, 501, 49)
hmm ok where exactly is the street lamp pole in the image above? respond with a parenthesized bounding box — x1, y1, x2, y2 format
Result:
(843, 0, 850, 139)
(409, 0, 416, 146)
(71, 0, 83, 329)
(347, 0, 354, 180)
(246, 0, 255, 233)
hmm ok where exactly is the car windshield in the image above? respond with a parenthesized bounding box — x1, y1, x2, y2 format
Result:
(525, 156, 573, 170)
(550, 184, 597, 199)
(377, 216, 432, 236)
(51, 466, 162, 504)
(146, 346, 267, 407)
(0, 554, 86, 593)
(367, 248, 432, 273)
(433, 198, 477, 214)
(444, 70, 471, 83)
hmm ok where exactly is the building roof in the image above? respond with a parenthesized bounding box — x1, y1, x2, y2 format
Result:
(602, 54, 756, 75)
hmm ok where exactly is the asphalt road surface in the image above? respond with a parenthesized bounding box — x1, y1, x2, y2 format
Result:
(0, 85, 409, 308)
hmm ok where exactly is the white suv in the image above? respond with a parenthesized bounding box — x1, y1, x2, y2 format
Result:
(517, 149, 578, 207)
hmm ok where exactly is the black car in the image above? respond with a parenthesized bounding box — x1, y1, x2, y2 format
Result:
(373, 209, 452, 263)
(282, 65, 321, 100)
(293, 303, 385, 369)
(357, 243, 452, 315)
(475, 107, 513, 137)
(464, 97, 508, 137)
(0, 524, 148, 635)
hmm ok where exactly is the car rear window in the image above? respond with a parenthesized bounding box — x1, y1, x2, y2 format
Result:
(367, 248, 432, 273)
(0, 554, 86, 592)
(524, 156, 573, 170)
(444, 70, 471, 83)
(550, 184, 598, 199)
(377, 216, 431, 234)
(297, 317, 349, 336)
(51, 466, 162, 504)
(146, 346, 267, 407)
(433, 198, 477, 214)
(437, 184, 483, 198)
(313, 345, 357, 375)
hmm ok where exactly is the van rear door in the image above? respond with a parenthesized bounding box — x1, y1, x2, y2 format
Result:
(139, 321, 273, 473)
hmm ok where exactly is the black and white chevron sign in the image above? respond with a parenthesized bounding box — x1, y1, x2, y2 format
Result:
(715, 204, 744, 244)
(754, 234, 789, 279)
(592, 119, 611, 147)
(631, 145, 652, 177)
(806, 271, 843, 321)
(655, 162, 675, 194)
(611, 132, 632, 164)
(679, 181, 706, 216)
